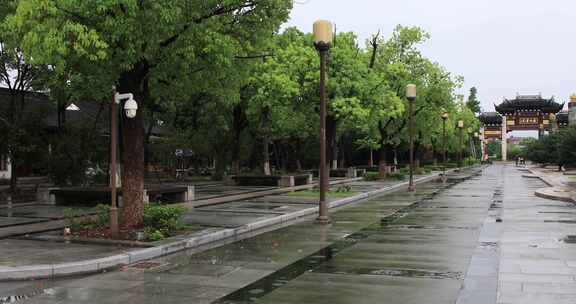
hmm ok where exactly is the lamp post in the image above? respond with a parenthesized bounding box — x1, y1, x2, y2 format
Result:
(441, 112, 449, 180)
(313, 20, 332, 224)
(406, 84, 417, 192)
(457, 120, 464, 170)
(110, 90, 138, 238)
(473, 132, 479, 161)
(467, 128, 473, 166)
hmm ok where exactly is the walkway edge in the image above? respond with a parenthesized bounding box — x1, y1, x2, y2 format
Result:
(527, 168, 576, 203)
(0, 172, 447, 281)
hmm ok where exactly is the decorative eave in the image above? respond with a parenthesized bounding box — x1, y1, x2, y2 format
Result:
(556, 111, 569, 125)
(495, 95, 564, 115)
(479, 112, 502, 125)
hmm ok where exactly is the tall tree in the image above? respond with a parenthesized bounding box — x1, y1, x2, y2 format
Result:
(8, 0, 292, 228)
(0, 0, 47, 193)
(466, 86, 481, 114)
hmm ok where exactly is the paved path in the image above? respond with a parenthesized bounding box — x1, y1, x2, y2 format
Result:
(0, 173, 438, 275)
(497, 164, 576, 304)
(1, 169, 479, 303)
(9, 164, 575, 304)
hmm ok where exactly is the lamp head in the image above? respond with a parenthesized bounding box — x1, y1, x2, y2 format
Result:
(458, 120, 464, 129)
(313, 20, 333, 50)
(124, 98, 138, 119)
(406, 84, 416, 100)
(441, 112, 449, 120)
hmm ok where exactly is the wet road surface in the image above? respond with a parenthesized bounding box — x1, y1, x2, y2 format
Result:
(4, 164, 574, 304)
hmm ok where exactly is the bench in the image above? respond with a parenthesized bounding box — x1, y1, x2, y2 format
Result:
(232, 174, 313, 187)
(307, 168, 361, 178)
(49, 186, 195, 206)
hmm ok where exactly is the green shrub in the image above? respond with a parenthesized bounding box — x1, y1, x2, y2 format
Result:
(335, 184, 352, 192)
(144, 228, 165, 241)
(95, 204, 110, 228)
(363, 172, 380, 181)
(63, 208, 83, 231)
(64, 205, 109, 232)
(143, 203, 186, 240)
(387, 171, 406, 180)
(415, 167, 431, 175)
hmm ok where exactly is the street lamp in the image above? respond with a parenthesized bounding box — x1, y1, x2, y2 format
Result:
(441, 111, 449, 181)
(474, 132, 479, 161)
(406, 84, 417, 192)
(457, 120, 464, 170)
(314, 20, 332, 224)
(467, 128, 473, 166)
(110, 90, 138, 238)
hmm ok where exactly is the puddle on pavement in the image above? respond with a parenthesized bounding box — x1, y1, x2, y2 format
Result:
(560, 236, 576, 244)
(317, 267, 463, 280)
(2, 170, 482, 304)
(478, 242, 499, 251)
(539, 211, 576, 214)
(386, 225, 476, 231)
(544, 220, 576, 224)
(211, 179, 469, 303)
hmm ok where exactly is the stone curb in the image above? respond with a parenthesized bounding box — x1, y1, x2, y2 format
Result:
(527, 168, 576, 203)
(534, 188, 575, 203)
(0, 171, 451, 281)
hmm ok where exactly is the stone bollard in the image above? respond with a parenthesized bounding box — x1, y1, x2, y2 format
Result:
(186, 185, 195, 202)
(278, 176, 295, 188)
(307, 174, 313, 185)
(346, 167, 357, 179)
(42, 187, 59, 205)
(224, 175, 236, 186)
(143, 189, 149, 204)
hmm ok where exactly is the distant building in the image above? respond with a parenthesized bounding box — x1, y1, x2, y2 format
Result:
(0, 87, 166, 182)
(507, 136, 524, 146)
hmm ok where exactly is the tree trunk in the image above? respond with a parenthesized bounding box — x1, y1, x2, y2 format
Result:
(368, 147, 374, 167)
(231, 103, 247, 176)
(296, 159, 302, 171)
(118, 64, 148, 229)
(263, 136, 271, 176)
(213, 153, 226, 181)
(378, 143, 387, 178)
(414, 141, 421, 169)
(9, 153, 17, 194)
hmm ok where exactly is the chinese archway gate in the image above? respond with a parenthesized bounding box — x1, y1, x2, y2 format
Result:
(478, 94, 564, 161)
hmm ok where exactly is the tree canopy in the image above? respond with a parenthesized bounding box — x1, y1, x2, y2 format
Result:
(3, 2, 480, 229)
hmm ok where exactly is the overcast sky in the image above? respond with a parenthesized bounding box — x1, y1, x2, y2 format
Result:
(284, 0, 575, 114)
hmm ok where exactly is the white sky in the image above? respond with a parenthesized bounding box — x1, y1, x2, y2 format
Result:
(284, 0, 576, 115)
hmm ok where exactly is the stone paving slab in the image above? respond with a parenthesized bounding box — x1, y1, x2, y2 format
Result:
(0, 219, 68, 239)
(0, 167, 491, 304)
(182, 210, 277, 228)
(0, 205, 95, 219)
(0, 217, 47, 227)
(258, 272, 462, 304)
(497, 164, 576, 304)
(0, 239, 134, 267)
(0, 169, 459, 281)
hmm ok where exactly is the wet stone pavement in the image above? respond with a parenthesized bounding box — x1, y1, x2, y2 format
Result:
(4, 164, 576, 304)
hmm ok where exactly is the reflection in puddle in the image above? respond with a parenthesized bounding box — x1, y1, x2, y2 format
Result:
(560, 235, 576, 244)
